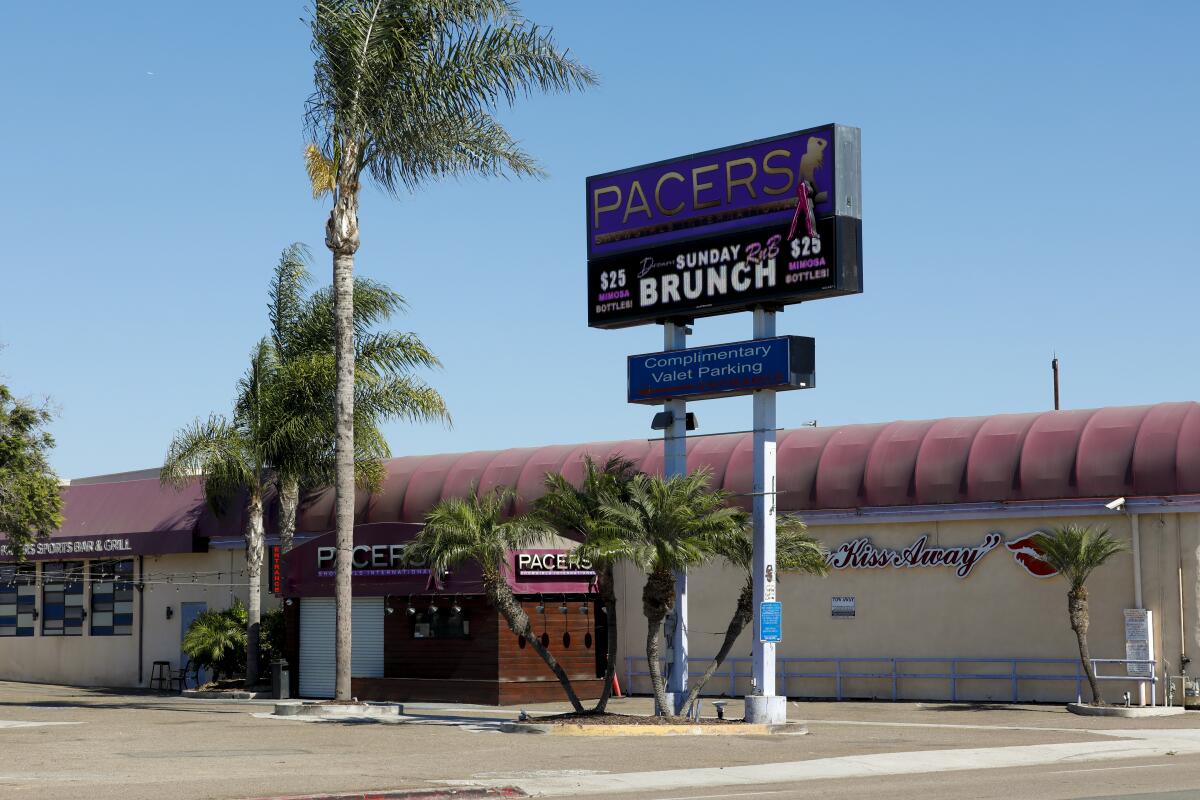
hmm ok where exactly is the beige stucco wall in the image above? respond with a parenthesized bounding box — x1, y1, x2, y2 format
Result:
(616, 512, 1200, 703)
(0, 548, 274, 688)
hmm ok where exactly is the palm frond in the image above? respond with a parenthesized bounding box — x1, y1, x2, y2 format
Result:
(304, 144, 337, 199)
(418, 485, 551, 578)
(1031, 524, 1127, 590)
(306, 0, 595, 197)
(161, 414, 256, 514)
(268, 243, 312, 357)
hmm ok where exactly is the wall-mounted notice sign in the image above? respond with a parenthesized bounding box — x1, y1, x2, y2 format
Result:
(759, 601, 782, 643)
(586, 124, 862, 329)
(627, 336, 814, 404)
(831, 596, 856, 618)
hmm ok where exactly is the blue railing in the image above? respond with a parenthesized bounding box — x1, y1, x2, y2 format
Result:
(625, 655, 1158, 704)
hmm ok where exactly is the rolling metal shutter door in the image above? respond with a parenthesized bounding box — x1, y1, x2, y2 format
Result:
(298, 597, 384, 699)
(350, 597, 385, 680)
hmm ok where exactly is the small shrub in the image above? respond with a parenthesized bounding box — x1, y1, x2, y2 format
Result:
(260, 606, 286, 663)
(182, 600, 247, 679)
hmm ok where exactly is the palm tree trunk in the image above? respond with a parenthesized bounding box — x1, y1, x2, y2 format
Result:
(1069, 586, 1103, 705)
(279, 475, 300, 555)
(327, 165, 360, 702)
(683, 578, 753, 712)
(591, 564, 618, 713)
(643, 569, 675, 717)
(485, 574, 585, 713)
(244, 490, 265, 689)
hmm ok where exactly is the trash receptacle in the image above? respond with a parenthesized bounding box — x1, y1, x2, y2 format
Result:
(271, 659, 290, 699)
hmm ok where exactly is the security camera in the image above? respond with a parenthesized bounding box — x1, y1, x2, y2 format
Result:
(1105, 497, 1126, 511)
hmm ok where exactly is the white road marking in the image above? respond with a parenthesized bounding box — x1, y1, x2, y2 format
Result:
(1044, 763, 1177, 774)
(444, 729, 1200, 797)
(804, 719, 1085, 734)
(0, 721, 83, 729)
(654, 790, 793, 800)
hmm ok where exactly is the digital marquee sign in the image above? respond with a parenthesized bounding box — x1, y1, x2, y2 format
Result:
(586, 124, 862, 328)
(627, 336, 814, 404)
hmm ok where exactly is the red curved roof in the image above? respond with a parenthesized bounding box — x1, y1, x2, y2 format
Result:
(298, 402, 1200, 530)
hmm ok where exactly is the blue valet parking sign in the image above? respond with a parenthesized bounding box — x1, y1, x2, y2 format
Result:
(759, 601, 782, 643)
(627, 336, 815, 404)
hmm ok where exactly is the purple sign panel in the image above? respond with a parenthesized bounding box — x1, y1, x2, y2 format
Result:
(587, 126, 837, 260)
(0, 531, 199, 561)
(586, 124, 861, 329)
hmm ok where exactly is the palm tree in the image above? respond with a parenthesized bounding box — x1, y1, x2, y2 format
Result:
(681, 516, 828, 712)
(264, 244, 448, 554)
(582, 470, 747, 717)
(1031, 524, 1127, 705)
(305, 0, 595, 701)
(416, 486, 587, 712)
(534, 456, 638, 713)
(162, 340, 278, 687)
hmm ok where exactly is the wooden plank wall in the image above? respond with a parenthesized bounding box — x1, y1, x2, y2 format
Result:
(498, 598, 602, 683)
(384, 595, 497, 680)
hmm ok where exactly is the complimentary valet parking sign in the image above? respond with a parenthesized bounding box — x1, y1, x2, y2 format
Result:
(586, 124, 862, 328)
(627, 336, 815, 403)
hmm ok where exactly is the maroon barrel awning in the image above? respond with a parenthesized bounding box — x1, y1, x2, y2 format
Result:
(292, 401, 1200, 527)
(2, 477, 212, 560)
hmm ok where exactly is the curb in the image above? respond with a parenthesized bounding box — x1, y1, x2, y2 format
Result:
(243, 788, 525, 800)
(182, 689, 270, 700)
(1066, 702, 1187, 718)
(499, 721, 807, 736)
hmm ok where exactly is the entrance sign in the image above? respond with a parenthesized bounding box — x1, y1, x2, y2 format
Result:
(627, 336, 815, 404)
(586, 124, 862, 329)
(827, 533, 1002, 579)
(759, 601, 782, 643)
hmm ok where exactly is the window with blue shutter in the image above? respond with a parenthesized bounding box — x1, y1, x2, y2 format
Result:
(90, 559, 134, 636)
(42, 561, 84, 636)
(0, 563, 37, 636)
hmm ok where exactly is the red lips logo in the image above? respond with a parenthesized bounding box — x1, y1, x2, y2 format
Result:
(1006, 532, 1058, 578)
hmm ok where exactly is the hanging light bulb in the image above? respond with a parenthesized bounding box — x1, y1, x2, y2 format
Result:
(580, 602, 589, 615)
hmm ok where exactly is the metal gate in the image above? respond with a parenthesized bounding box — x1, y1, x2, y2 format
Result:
(298, 597, 384, 698)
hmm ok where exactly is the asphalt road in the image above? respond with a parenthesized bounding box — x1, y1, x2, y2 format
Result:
(0, 682, 1196, 800)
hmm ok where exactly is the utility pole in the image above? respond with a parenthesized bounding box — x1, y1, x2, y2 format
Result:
(1052, 355, 1061, 410)
(746, 305, 785, 725)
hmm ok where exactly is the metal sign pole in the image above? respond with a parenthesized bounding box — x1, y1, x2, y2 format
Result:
(746, 306, 785, 724)
(663, 320, 689, 715)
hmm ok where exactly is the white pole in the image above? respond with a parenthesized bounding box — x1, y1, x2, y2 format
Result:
(1132, 513, 1143, 609)
(664, 321, 688, 715)
(746, 307, 784, 724)
(1132, 512, 1145, 705)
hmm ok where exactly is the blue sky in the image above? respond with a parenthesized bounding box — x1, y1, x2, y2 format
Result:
(1, 1, 1197, 480)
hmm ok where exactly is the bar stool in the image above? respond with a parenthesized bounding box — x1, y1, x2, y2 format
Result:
(150, 661, 171, 691)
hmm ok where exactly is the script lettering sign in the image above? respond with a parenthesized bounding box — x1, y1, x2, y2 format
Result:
(827, 534, 1003, 579)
